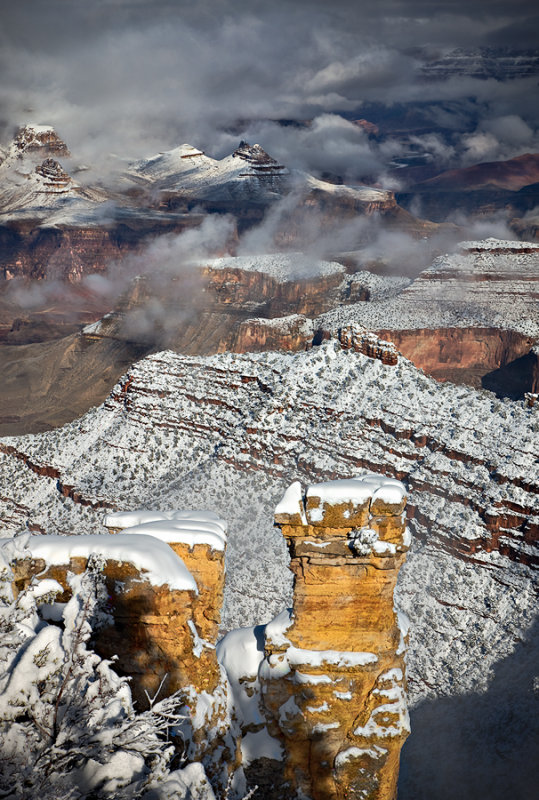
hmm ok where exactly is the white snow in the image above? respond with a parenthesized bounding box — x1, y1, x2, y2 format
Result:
(286, 646, 378, 668)
(335, 745, 387, 766)
(264, 607, 294, 647)
(201, 253, 345, 282)
(111, 520, 226, 551)
(9, 534, 197, 592)
(216, 626, 265, 728)
(293, 671, 332, 685)
(334, 690, 353, 700)
(274, 481, 307, 523)
(312, 721, 340, 732)
(104, 508, 226, 533)
(318, 238, 539, 337)
(240, 728, 284, 765)
(306, 702, 330, 713)
(0, 335, 537, 717)
(306, 475, 406, 507)
(372, 540, 397, 555)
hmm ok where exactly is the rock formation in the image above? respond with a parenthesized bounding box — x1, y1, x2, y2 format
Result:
(2, 474, 410, 800)
(12, 124, 71, 159)
(259, 476, 410, 800)
(103, 510, 228, 692)
(6, 520, 224, 710)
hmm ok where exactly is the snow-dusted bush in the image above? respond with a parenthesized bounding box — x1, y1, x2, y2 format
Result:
(0, 537, 215, 800)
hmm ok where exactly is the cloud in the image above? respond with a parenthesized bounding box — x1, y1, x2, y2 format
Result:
(1, 0, 537, 177)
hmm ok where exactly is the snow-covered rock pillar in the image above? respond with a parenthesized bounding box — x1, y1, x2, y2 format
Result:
(263, 475, 411, 800)
(104, 510, 228, 697)
(6, 533, 200, 710)
(103, 510, 230, 773)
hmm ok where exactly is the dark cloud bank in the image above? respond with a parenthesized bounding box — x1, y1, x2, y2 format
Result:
(1, 0, 538, 181)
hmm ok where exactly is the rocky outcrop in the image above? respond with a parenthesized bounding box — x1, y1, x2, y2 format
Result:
(0, 213, 206, 283)
(233, 141, 287, 176)
(258, 477, 410, 800)
(79, 257, 347, 354)
(335, 325, 399, 365)
(104, 510, 227, 677)
(4, 476, 411, 800)
(232, 314, 314, 352)
(7, 509, 228, 714)
(202, 260, 346, 318)
(34, 158, 73, 191)
(12, 124, 71, 159)
(8, 536, 200, 709)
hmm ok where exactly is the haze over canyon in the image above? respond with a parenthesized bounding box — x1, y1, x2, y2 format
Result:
(0, 2, 538, 799)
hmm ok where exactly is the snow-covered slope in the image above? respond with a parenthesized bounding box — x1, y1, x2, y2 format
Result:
(0, 341, 536, 687)
(126, 139, 393, 209)
(0, 124, 107, 225)
(0, 339, 537, 795)
(318, 238, 539, 338)
(127, 140, 288, 203)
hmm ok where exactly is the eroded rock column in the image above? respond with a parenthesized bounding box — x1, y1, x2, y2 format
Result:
(261, 476, 411, 800)
(7, 533, 199, 709)
(103, 510, 232, 780)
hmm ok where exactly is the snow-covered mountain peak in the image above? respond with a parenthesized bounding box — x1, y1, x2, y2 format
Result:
(11, 123, 70, 160)
(34, 158, 74, 192)
(233, 140, 286, 171)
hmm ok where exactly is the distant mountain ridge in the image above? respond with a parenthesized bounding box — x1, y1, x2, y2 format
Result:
(411, 153, 539, 193)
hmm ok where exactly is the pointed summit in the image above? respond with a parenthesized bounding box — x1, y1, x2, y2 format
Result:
(12, 124, 70, 158)
(233, 140, 285, 171)
(34, 158, 74, 192)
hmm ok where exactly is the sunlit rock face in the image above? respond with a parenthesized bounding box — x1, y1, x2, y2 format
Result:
(256, 477, 410, 800)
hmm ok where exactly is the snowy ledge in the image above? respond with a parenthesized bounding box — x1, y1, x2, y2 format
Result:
(275, 474, 407, 525)
(104, 509, 227, 550)
(199, 253, 346, 282)
(6, 533, 198, 592)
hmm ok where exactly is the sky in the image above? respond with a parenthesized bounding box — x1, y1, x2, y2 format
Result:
(1, 0, 538, 179)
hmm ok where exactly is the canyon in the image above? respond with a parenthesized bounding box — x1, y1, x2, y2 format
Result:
(0, 337, 536, 797)
(3, 475, 411, 800)
(1, 125, 538, 440)
(2, 235, 536, 436)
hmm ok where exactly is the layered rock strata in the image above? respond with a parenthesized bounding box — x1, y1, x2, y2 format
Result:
(259, 477, 410, 800)
(6, 533, 198, 708)
(5, 509, 228, 711)
(318, 238, 539, 396)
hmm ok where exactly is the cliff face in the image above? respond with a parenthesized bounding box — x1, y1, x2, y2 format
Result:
(318, 238, 539, 397)
(376, 327, 536, 394)
(258, 477, 410, 800)
(79, 256, 348, 355)
(0, 342, 537, 795)
(232, 314, 314, 352)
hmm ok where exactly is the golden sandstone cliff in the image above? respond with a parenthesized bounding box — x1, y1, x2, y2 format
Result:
(4, 474, 410, 800)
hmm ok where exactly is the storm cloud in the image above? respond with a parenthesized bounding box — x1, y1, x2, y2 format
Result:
(1, 0, 538, 179)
